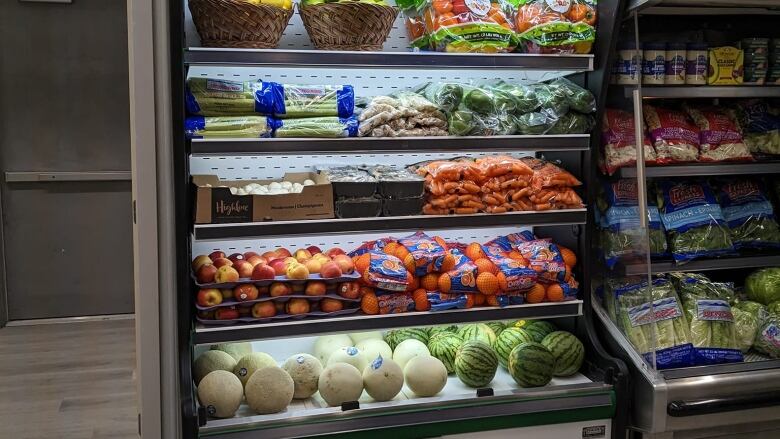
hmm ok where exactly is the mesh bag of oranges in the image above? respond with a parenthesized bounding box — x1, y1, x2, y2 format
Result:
(515, 0, 596, 54)
(399, 0, 517, 53)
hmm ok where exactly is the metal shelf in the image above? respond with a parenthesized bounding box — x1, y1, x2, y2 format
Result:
(629, 86, 780, 99)
(190, 134, 591, 155)
(616, 162, 780, 178)
(184, 48, 594, 71)
(628, 0, 780, 14)
(619, 254, 780, 275)
(193, 209, 587, 240)
(194, 300, 583, 344)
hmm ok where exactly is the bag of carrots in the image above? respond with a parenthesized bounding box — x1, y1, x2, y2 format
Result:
(514, 0, 596, 54)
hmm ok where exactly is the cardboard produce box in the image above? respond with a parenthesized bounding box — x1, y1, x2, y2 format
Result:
(193, 173, 334, 224)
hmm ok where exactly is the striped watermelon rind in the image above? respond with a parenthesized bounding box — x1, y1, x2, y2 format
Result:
(428, 325, 459, 338)
(385, 328, 429, 350)
(541, 331, 584, 377)
(457, 323, 497, 347)
(454, 340, 498, 388)
(493, 327, 534, 369)
(508, 342, 555, 387)
(428, 332, 464, 374)
(485, 321, 506, 337)
(524, 320, 557, 343)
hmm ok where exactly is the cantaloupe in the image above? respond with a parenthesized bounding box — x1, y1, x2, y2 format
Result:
(392, 339, 430, 371)
(313, 334, 353, 364)
(318, 363, 363, 407)
(197, 370, 243, 418)
(211, 343, 253, 361)
(193, 350, 237, 385)
(349, 331, 384, 344)
(355, 339, 392, 364)
(362, 357, 403, 402)
(327, 346, 368, 372)
(282, 353, 322, 399)
(245, 367, 295, 414)
(404, 356, 448, 397)
(234, 352, 277, 386)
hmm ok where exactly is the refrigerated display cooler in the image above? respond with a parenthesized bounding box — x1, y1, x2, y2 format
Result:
(594, 2, 780, 438)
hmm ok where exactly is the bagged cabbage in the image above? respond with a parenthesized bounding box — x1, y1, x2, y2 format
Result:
(271, 116, 358, 138)
(549, 77, 596, 114)
(683, 104, 752, 162)
(768, 301, 780, 316)
(728, 99, 780, 156)
(185, 116, 273, 138)
(672, 273, 743, 364)
(754, 314, 780, 358)
(745, 267, 780, 306)
(657, 179, 734, 263)
(644, 105, 700, 163)
(732, 307, 760, 353)
(716, 178, 780, 249)
(268, 83, 354, 119)
(733, 299, 770, 322)
(185, 78, 273, 116)
(601, 108, 657, 175)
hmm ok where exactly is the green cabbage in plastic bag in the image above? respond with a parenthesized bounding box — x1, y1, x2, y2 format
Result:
(745, 267, 780, 305)
(732, 307, 759, 353)
(754, 314, 780, 358)
(769, 301, 780, 316)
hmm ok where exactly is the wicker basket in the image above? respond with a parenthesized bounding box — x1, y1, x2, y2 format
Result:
(300, 2, 398, 51)
(189, 0, 294, 49)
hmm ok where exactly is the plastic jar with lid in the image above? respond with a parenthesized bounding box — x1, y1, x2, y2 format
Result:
(642, 42, 666, 85)
(685, 43, 708, 85)
(616, 41, 642, 85)
(665, 42, 687, 84)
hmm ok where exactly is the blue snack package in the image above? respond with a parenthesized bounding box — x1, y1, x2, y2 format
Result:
(427, 292, 469, 311)
(716, 178, 780, 250)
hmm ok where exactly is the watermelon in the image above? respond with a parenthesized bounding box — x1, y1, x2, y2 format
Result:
(428, 332, 464, 374)
(508, 342, 555, 387)
(524, 320, 557, 343)
(428, 324, 459, 337)
(457, 324, 497, 346)
(541, 331, 584, 377)
(493, 327, 534, 368)
(385, 328, 429, 350)
(485, 321, 506, 337)
(509, 319, 527, 329)
(454, 340, 498, 388)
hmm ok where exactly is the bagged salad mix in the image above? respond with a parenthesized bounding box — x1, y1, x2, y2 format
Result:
(671, 273, 743, 364)
(728, 99, 780, 156)
(601, 108, 657, 175)
(644, 105, 700, 163)
(683, 104, 752, 162)
(716, 178, 780, 249)
(656, 179, 734, 263)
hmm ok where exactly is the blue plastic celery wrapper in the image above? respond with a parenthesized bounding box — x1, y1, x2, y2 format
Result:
(184, 116, 274, 139)
(272, 84, 355, 119)
(185, 78, 270, 116)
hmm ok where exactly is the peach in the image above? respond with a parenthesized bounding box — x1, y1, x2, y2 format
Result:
(286, 263, 310, 280)
(196, 264, 218, 284)
(246, 255, 266, 267)
(212, 258, 233, 269)
(325, 248, 346, 258)
(234, 284, 259, 302)
(291, 283, 305, 293)
(233, 260, 254, 278)
(258, 286, 269, 296)
(306, 246, 322, 255)
(252, 302, 276, 318)
(294, 249, 313, 263)
(275, 248, 292, 258)
(214, 266, 240, 283)
(269, 282, 292, 297)
(228, 253, 245, 263)
(243, 251, 260, 260)
(269, 259, 288, 276)
(320, 261, 343, 279)
(284, 257, 298, 267)
(251, 263, 276, 280)
(304, 258, 322, 274)
(208, 251, 226, 260)
(305, 281, 327, 296)
(196, 288, 223, 307)
(320, 298, 344, 312)
(274, 301, 286, 313)
(220, 288, 233, 299)
(261, 250, 279, 260)
(312, 253, 331, 264)
(215, 307, 239, 320)
(286, 298, 311, 315)
(337, 282, 361, 299)
(332, 254, 355, 274)
(192, 255, 213, 271)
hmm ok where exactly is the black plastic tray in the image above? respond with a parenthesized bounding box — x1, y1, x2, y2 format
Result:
(383, 197, 424, 216)
(331, 181, 378, 198)
(335, 196, 382, 218)
(379, 179, 425, 199)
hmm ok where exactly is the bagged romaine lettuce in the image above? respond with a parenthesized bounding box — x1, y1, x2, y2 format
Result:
(733, 299, 770, 324)
(754, 314, 780, 358)
(716, 178, 780, 249)
(614, 276, 694, 369)
(745, 267, 780, 305)
(657, 179, 735, 263)
(672, 272, 743, 364)
(184, 116, 273, 138)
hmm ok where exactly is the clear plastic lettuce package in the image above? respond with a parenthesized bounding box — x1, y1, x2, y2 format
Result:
(601, 108, 657, 175)
(716, 178, 780, 250)
(515, 0, 597, 54)
(657, 179, 734, 263)
(185, 116, 273, 138)
(671, 273, 743, 364)
(271, 116, 359, 138)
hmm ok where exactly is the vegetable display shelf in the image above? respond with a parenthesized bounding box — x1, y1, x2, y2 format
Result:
(615, 162, 780, 178)
(617, 254, 780, 275)
(627, 0, 780, 14)
(190, 134, 591, 155)
(194, 300, 583, 344)
(625, 85, 780, 99)
(184, 48, 595, 71)
(193, 209, 587, 240)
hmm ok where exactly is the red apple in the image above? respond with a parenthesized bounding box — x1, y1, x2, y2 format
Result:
(332, 255, 355, 274)
(269, 282, 292, 297)
(197, 288, 223, 307)
(252, 301, 276, 318)
(234, 284, 259, 302)
(269, 259, 288, 276)
(321, 298, 344, 312)
(209, 251, 226, 260)
(306, 246, 323, 255)
(337, 282, 361, 299)
(325, 248, 346, 258)
(192, 255, 213, 271)
(214, 266, 240, 283)
(251, 263, 276, 281)
(196, 264, 218, 284)
(305, 281, 327, 296)
(294, 249, 313, 263)
(228, 253, 245, 263)
(291, 283, 306, 293)
(246, 255, 266, 267)
(320, 261, 343, 279)
(286, 298, 310, 315)
(304, 258, 322, 274)
(244, 251, 260, 260)
(275, 248, 292, 258)
(286, 263, 310, 280)
(220, 288, 233, 299)
(233, 260, 254, 278)
(212, 258, 233, 269)
(262, 250, 279, 260)
(215, 307, 239, 320)
(283, 257, 298, 267)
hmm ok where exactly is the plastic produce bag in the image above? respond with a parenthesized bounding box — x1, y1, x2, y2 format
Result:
(515, 111, 556, 135)
(491, 82, 540, 114)
(462, 86, 516, 115)
(185, 78, 274, 116)
(672, 273, 743, 364)
(533, 83, 569, 117)
(184, 116, 273, 138)
(549, 77, 596, 114)
(683, 104, 752, 162)
(716, 178, 780, 249)
(729, 99, 780, 156)
(547, 111, 594, 135)
(731, 307, 760, 353)
(412, 0, 516, 53)
(754, 314, 780, 358)
(515, 0, 597, 54)
(601, 108, 657, 175)
(271, 116, 359, 138)
(744, 267, 780, 306)
(644, 105, 700, 163)
(657, 179, 734, 263)
(418, 82, 464, 114)
(267, 84, 354, 118)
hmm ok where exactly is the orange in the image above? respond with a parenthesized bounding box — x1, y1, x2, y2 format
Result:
(476, 272, 499, 295)
(361, 292, 379, 315)
(439, 253, 457, 272)
(354, 253, 370, 275)
(559, 246, 577, 267)
(406, 275, 420, 292)
(525, 283, 545, 304)
(383, 242, 399, 256)
(438, 273, 452, 293)
(546, 284, 565, 302)
(507, 250, 525, 262)
(465, 293, 475, 308)
(420, 273, 439, 291)
(403, 253, 417, 273)
(359, 286, 375, 297)
(473, 293, 486, 306)
(486, 295, 500, 306)
(497, 272, 508, 292)
(395, 246, 411, 262)
(564, 265, 573, 281)
(474, 258, 498, 275)
(465, 242, 486, 261)
(413, 289, 430, 311)
(433, 236, 449, 251)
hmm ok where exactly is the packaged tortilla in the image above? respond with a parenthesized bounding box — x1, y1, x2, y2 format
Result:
(514, 0, 597, 54)
(601, 108, 657, 175)
(643, 105, 700, 163)
(716, 178, 780, 249)
(185, 116, 273, 138)
(657, 179, 734, 262)
(683, 104, 752, 162)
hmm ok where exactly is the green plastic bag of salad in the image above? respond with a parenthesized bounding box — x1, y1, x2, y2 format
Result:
(715, 178, 780, 250)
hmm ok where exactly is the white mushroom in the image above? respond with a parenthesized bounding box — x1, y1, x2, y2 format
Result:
(269, 182, 282, 190)
(303, 179, 316, 186)
(229, 187, 238, 195)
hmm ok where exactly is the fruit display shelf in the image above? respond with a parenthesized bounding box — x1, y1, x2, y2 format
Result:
(615, 162, 780, 178)
(193, 300, 583, 344)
